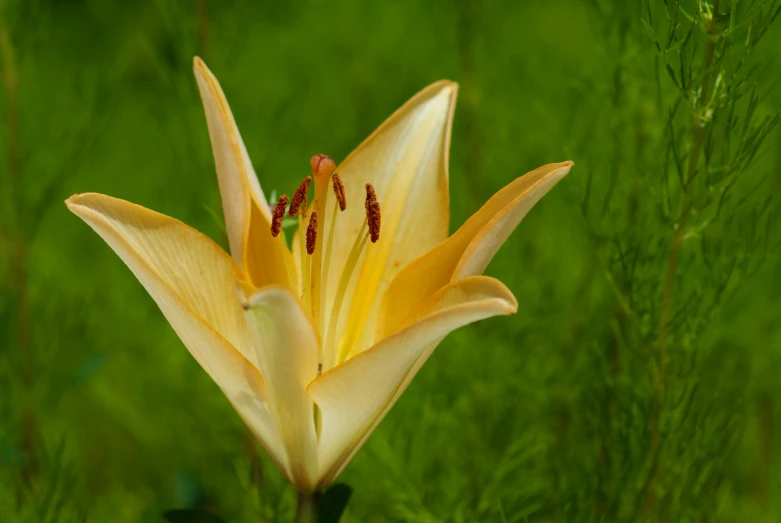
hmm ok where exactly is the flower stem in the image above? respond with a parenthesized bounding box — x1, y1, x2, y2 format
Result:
(653, 2, 720, 455)
(1, 7, 38, 489)
(645, 2, 721, 515)
(296, 491, 320, 523)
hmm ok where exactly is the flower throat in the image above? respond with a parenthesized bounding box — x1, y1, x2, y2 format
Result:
(269, 155, 381, 373)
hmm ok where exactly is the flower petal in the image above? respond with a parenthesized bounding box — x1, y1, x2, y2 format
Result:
(380, 161, 572, 338)
(194, 57, 292, 289)
(65, 193, 289, 475)
(239, 286, 320, 492)
(321, 81, 459, 360)
(308, 276, 517, 487)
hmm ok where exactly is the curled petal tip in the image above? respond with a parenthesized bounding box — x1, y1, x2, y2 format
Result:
(192, 56, 214, 81)
(498, 288, 519, 315)
(545, 161, 575, 183)
(65, 192, 100, 211)
(434, 79, 458, 90)
(558, 160, 575, 173)
(433, 81, 458, 100)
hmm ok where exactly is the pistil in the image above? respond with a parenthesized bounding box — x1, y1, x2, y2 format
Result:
(309, 155, 336, 331)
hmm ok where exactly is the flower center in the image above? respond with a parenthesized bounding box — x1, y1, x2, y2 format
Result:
(269, 154, 382, 373)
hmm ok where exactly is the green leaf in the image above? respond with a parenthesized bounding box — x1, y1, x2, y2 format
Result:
(163, 509, 227, 523)
(318, 484, 353, 523)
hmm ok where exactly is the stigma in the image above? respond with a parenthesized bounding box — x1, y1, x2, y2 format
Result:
(310, 154, 336, 178)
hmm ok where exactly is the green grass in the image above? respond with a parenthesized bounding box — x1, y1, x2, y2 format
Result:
(2, 0, 781, 521)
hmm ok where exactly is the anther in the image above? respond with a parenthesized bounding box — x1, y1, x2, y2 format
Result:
(306, 210, 318, 255)
(289, 177, 311, 217)
(310, 154, 336, 178)
(332, 173, 346, 211)
(270, 195, 288, 237)
(365, 183, 381, 243)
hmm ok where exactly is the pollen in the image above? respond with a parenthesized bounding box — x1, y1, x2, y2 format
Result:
(270, 194, 288, 237)
(306, 210, 318, 255)
(332, 173, 346, 211)
(310, 154, 336, 178)
(289, 176, 311, 217)
(365, 183, 381, 243)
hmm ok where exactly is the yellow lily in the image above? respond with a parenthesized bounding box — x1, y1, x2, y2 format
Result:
(66, 57, 573, 495)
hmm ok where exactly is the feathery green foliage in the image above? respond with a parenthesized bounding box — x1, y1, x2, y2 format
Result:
(1, 0, 780, 521)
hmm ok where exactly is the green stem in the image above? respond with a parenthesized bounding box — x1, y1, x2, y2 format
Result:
(645, 1, 721, 515)
(296, 491, 320, 523)
(653, 1, 720, 454)
(0, 6, 37, 489)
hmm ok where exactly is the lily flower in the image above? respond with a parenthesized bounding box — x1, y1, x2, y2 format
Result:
(66, 57, 573, 495)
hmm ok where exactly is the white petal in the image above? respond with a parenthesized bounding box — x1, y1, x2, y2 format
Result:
(194, 57, 292, 289)
(308, 276, 517, 487)
(239, 286, 320, 492)
(320, 81, 459, 363)
(380, 161, 572, 338)
(66, 193, 289, 474)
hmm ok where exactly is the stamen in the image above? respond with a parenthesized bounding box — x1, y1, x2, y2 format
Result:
(299, 214, 311, 309)
(289, 176, 311, 217)
(365, 183, 381, 243)
(332, 173, 346, 211)
(325, 221, 369, 368)
(335, 186, 381, 364)
(306, 210, 318, 255)
(270, 195, 288, 237)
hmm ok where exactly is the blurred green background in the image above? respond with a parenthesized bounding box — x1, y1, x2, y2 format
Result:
(2, 0, 781, 521)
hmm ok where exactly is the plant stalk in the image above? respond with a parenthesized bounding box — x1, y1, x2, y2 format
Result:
(652, 3, 720, 457)
(456, 0, 482, 213)
(296, 491, 320, 523)
(0, 6, 37, 488)
(194, 0, 210, 59)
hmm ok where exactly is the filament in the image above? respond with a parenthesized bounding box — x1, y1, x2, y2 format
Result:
(321, 203, 339, 309)
(325, 221, 368, 368)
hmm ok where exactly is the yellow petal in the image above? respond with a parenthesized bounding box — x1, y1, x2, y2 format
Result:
(308, 276, 517, 487)
(239, 286, 320, 492)
(194, 57, 292, 289)
(381, 161, 572, 338)
(65, 193, 290, 476)
(321, 80, 459, 359)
